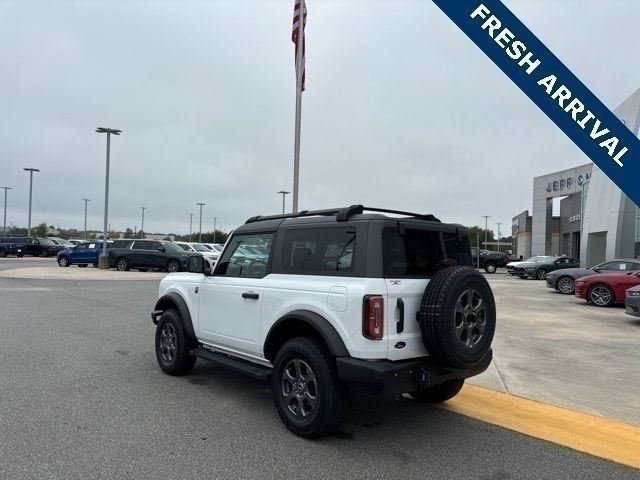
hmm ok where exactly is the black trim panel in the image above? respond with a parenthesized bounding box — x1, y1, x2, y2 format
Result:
(153, 292, 196, 339)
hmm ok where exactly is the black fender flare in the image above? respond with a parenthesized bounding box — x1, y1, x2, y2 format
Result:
(264, 310, 349, 360)
(152, 292, 196, 339)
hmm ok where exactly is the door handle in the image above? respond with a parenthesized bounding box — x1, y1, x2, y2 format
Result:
(242, 292, 259, 300)
(396, 298, 404, 334)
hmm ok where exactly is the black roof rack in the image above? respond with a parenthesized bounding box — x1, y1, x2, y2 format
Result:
(245, 205, 440, 224)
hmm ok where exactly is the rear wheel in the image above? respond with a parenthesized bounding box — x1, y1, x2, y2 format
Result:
(588, 284, 615, 307)
(116, 258, 130, 271)
(271, 337, 347, 438)
(557, 276, 575, 294)
(484, 262, 497, 274)
(410, 379, 464, 403)
(57, 256, 70, 267)
(0, 248, 6, 257)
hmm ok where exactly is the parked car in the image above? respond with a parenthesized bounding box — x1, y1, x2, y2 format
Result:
(36, 238, 65, 257)
(151, 205, 495, 437)
(108, 239, 193, 272)
(175, 241, 219, 262)
(506, 256, 550, 275)
(574, 271, 640, 307)
(57, 242, 102, 267)
(470, 247, 510, 273)
(515, 256, 579, 280)
(546, 259, 640, 294)
(0, 237, 24, 257)
(48, 237, 75, 249)
(0, 236, 45, 257)
(68, 239, 86, 246)
(625, 285, 640, 317)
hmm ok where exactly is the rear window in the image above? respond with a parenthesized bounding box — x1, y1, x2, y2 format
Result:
(382, 227, 472, 277)
(280, 227, 356, 274)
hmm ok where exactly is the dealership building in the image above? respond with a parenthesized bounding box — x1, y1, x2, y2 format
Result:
(512, 88, 640, 266)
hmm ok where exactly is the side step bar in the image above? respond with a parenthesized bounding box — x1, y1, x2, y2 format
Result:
(190, 347, 272, 381)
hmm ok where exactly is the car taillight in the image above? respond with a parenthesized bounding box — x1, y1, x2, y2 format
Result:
(363, 295, 384, 340)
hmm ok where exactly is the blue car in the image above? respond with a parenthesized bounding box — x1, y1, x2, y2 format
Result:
(57, 242, 104, 267)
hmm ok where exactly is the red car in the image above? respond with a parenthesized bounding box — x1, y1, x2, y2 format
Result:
(574, 271, 640, 307)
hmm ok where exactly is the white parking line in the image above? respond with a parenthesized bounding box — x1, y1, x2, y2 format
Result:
(0, 287, 51, 291)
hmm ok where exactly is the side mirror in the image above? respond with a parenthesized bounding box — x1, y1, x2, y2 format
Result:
(187, 255, 206, 274)
(158, 246, 166, 252)
(593, 268, 601, 273)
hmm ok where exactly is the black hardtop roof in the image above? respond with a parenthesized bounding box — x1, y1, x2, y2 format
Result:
(235, 205, 466, 234)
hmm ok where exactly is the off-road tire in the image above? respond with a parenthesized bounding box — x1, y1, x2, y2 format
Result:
(155, 309, 196, 375)
(588, 284, 615, 307)
(484, 262, 497, 274)
(116, 257, 130, 271)
(557, 276, 575, 294)
(271, 337, 347, 438)
(418, 266, 495, 369)
(410, 378, 465, 403)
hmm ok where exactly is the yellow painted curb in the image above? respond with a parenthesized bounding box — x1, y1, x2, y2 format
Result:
(438, 385, 640, 469)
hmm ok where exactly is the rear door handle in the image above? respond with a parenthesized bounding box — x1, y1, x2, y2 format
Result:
(396, 298, 405, 333)
(242, 292, 259, 300)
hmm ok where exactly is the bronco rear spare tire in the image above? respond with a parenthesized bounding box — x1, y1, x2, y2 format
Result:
(418, 266, 495, 369)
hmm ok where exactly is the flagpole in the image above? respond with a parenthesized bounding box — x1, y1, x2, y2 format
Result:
(292, 1, 305, 214)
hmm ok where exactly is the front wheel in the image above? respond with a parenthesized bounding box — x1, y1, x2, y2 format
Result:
(484, 262, 497, 274)
(410, 378, 465, 403)
(155, 309, 196, 375)
(535, 269, 547, 280)
(166, 259, 180, 273)
(271, 337, 347, 438)
(0, 248, 6, 257)
(57, 256, 70, 267)
(588, 284, 615, 307)
(557, 276, 575, 294)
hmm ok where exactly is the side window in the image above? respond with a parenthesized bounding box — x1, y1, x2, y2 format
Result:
(599, 262, 620, 271)
(618, 262, 637, 271)
(280, 227, 356, 274)
(132, 241, 152, 250)
(75, 245, 87, 251)
(216, 233, 274, 278)
(149, 241, 163, 250)
(629, 263, 640, 271)
(383, 227, 445, 277)
(442, 231, 472, 267)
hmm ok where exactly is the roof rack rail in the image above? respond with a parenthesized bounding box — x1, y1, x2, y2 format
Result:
(245, 205, 440, 224)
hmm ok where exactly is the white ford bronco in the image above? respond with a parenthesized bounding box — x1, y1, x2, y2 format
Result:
(151, 205, 495, 437)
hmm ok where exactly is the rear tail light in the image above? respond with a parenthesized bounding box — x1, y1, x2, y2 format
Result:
(503, 255, 509, 262)
(363, 295, 384, 340)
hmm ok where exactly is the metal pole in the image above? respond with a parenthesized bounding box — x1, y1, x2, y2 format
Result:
(197, 203, 205, 243)
(482, 215, 490, 251)
(476, 230, 480, 269)
(292, 1, 305, 213)
(102, 132, 111, 257)
(1, 187, 11, 235)
(213, 217, 217, 244)
(278, 191, 290, 214)
(140, 207, 146, 238)
(82, 198, 90, 239)
(496, 222, 502, 251)
(189, 213, 193, 242)
(23, 169, 40, 236)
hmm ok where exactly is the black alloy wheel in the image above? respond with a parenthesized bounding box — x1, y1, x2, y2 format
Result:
(116, 258, 130, 271)
(167, 259, 180, 273)
(557, 276, 575, 294)
(154, 309, 196, 375)
(453, 288, 488, 350)
(536, 269, 547, 280)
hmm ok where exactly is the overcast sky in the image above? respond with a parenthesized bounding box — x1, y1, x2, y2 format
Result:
(0, 0, 638, 236)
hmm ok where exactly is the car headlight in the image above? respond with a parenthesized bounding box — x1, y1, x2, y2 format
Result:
(628, 291, 640, 297)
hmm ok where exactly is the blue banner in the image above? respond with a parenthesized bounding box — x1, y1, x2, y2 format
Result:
(432, 0, 640, 206)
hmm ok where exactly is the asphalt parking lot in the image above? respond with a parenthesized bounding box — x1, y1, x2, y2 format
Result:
(0, 266, 638, 479)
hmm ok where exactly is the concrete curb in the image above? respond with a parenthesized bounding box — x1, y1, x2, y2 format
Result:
(0, 266, 166, 281)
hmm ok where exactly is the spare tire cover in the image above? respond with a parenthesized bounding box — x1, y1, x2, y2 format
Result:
(418, 266, 495, 368)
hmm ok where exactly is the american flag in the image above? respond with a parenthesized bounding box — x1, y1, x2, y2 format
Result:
(292, 0, 307, 91)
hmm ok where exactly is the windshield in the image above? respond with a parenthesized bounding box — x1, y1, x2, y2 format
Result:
(191, 243, 210, 252)
(525, 256, 546, 262)
(164, 243, 182, 252)
(177, 243, 191, 251)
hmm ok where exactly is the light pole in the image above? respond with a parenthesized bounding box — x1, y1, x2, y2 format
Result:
(1, 187, 12, 235)
(140, 206, 146, 238)
(213, 217, 217, 244)
(482, 215, 491, 251)
(23, 168, 39, 237)
(82, 198, 91, 239)
(277, 190, 290, 214)
(496, 222, 502, 251)
(189, 213, 193, 242)
(95, 127, 122, 268)
(196, 203, 205, 243)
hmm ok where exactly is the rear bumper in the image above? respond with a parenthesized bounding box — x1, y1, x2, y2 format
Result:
(336, 349, 492, 394)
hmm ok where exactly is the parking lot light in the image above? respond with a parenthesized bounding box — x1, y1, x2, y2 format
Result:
(197, 203, 205, 243)
(23, 168, 40, 237)
(1, 186, 12, 235)
(82, 198, 90, 239)
(95, 127, 122, 269)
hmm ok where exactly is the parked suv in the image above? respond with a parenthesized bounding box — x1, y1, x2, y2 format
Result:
(471, 248, 510, 273)
(151, 205, 496, 437)
(0, 236, 43, 257)
(109, 239, 192, 272)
